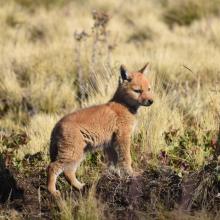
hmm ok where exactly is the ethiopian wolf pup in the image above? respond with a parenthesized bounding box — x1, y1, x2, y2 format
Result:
(47, 63, 154, 196)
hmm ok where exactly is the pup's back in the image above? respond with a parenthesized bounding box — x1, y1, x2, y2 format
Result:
(49, 104, 118, 162)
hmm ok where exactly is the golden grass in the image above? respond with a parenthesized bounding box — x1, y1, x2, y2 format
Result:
(53, 186, 107, 220)
(16, 113, 60, 160)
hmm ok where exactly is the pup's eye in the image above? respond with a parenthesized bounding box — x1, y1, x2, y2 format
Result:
(148, 88, 151, 91)
(133, 89, 143, 93)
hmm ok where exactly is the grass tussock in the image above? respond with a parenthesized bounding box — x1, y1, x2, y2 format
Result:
(15, 114, 59, 160)
(53, 187, 107, 220)
(164, 0, 220, 27)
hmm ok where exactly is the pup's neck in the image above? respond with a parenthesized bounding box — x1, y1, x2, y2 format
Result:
(110, 88, 139, 115)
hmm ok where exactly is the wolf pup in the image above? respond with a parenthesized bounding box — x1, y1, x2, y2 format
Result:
(47, 63, 153, 196)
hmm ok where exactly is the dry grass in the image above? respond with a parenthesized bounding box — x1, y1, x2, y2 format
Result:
(16, 113, 60, 160)
(52, 186, 107, 220)
(1, 0, 220, 219)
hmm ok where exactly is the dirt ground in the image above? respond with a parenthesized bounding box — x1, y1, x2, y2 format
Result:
(1, 153, 220, 219)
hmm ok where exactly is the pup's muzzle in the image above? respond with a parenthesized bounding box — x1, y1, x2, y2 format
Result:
(142, 99, 154, 106)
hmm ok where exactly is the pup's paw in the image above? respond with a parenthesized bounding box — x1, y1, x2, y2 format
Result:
(51, 190, 61, 198)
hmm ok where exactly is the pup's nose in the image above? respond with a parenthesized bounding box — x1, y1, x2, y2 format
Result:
(148, 99, 153, 105)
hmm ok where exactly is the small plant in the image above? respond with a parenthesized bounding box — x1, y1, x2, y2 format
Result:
(73, 10, 116, 106)
(0, 132, 29, 169)
(161, 129, 215, 171)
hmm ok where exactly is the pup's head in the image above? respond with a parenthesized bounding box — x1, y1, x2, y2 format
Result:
(117, 63, 153, 109)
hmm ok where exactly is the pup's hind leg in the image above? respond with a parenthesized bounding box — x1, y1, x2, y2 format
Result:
(104, 146, 118, 167)
(47, 161, 63, 196)
(64, 169, 85, 190)
(64, 158, 85, 190)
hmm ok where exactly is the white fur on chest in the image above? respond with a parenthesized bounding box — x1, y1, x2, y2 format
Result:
(131, 120, 138, 134)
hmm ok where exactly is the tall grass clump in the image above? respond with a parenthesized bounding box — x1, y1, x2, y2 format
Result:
(164, 0, 220, 27)
(16, 113, 60, 160)
(10, 0, 72, 9)
(52, 187, 107, 220)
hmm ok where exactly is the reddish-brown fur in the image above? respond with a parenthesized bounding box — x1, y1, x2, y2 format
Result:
(47, 64, 153, 196)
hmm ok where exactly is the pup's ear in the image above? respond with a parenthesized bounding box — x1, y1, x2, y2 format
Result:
(139, 62, 149, 75)
(120, 65, 130, 81)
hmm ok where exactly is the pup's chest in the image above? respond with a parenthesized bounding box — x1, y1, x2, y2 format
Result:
(131, 120, 138, 134)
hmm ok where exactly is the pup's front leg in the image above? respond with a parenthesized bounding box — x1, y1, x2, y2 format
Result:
(115, 131, 133, 176)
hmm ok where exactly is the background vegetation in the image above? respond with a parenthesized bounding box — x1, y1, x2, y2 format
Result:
(0, 0, 220, 219)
